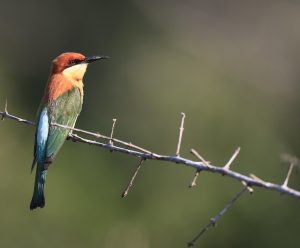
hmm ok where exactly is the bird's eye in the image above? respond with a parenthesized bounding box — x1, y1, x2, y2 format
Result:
(69, 59, 81, 65)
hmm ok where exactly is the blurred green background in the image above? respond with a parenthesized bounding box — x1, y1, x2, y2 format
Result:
(1, 0, 300, 247)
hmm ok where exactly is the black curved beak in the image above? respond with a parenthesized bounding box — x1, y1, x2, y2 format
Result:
(84, 55, 110, 64)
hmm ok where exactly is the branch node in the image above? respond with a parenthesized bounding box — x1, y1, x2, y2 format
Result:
(122, 158, 145, 198)
(189, 148, 211, 187)
(223, 147, 241, 170)
(210, 217, 217, 227)
(176, 112, 186, 157)
(190, 149, 211, 167)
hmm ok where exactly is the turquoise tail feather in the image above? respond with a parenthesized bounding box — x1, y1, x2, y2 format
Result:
(30, 163, 47, 210)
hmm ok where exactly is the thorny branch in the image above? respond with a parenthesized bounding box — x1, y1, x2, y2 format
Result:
(1, 105, 300, 247)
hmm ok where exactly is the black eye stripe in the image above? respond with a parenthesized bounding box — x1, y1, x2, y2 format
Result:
(69, 59, 82, 66)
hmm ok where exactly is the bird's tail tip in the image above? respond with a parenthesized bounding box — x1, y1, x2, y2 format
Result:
(30, 194, 45, 210)
(30, 166, 47, 210)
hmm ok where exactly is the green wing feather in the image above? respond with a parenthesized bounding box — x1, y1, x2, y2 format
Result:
(46, 87, 82, 162)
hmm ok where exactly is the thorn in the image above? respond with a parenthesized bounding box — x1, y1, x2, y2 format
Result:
(249, 173, 265, 184)
(281, 153, 298, 188)
(223, 147, 241, 170)
(122, 158, 145, 198)
(109, 118, 117, 144)
(282, 163, 294, 188)
(241, 181, 254, 194)
(190, 149, 210, 167)
(176, 112, 186, 157)
(5, 99, 8, 113)
(189, 170, 200, 188)
(1, 99, 8, 120)
(109, 118, 117, 152)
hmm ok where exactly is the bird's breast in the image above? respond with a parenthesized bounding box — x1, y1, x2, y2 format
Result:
(45, 74, 83, 102)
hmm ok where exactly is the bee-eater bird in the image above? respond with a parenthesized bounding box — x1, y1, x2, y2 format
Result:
(30, 52, 108, 210)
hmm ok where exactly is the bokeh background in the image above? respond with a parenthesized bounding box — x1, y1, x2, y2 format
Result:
(1, 0, 300, 247)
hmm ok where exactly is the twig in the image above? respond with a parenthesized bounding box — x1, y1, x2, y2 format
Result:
(187, 187, 248, 247)
(122, 158, 145, 197)
(1, 108, 300, 200)
(176, 112, 186, 156)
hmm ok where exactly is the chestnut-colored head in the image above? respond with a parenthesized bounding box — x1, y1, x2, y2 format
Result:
(51, 52, 108, 81)
(52, 52, 85, 74)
